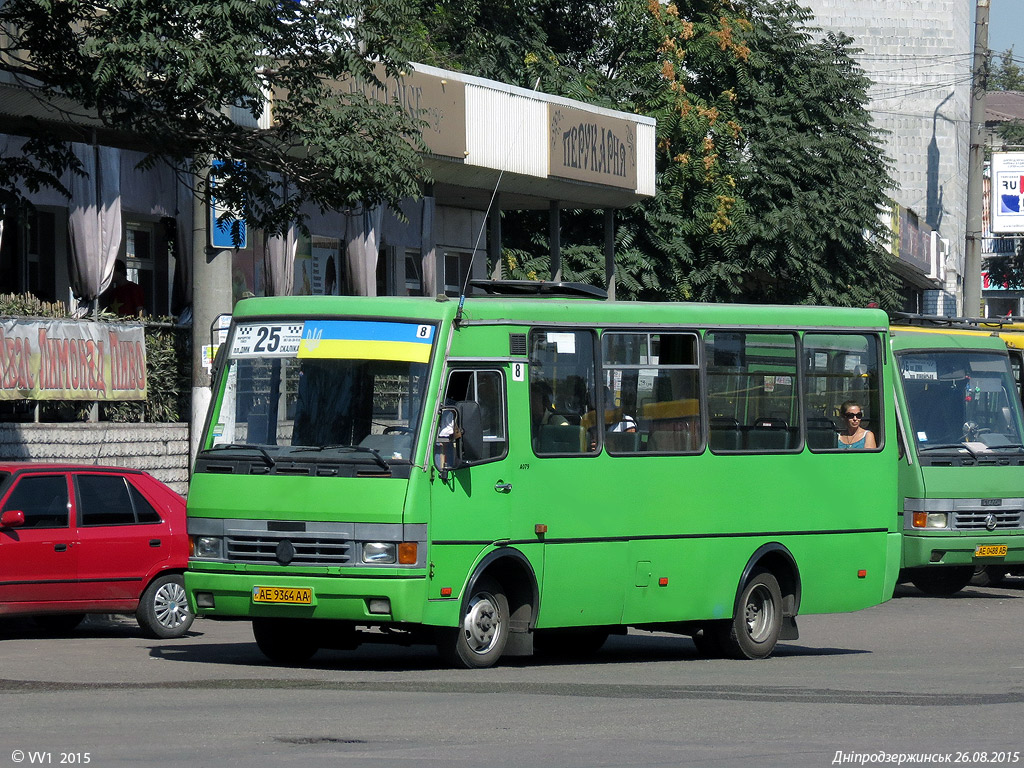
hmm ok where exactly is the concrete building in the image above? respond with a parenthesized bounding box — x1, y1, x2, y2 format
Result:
(800, 0, 972, 315)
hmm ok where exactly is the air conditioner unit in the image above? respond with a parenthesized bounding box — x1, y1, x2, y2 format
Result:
(929, 232, 949, 282)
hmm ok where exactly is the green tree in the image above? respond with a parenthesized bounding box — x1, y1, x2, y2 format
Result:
(710, 2, 898, 307)
(990, 47, 1024, 91)
(0, 0, 429, 235)
(417, 0, 556, 86)
(422, 0, 899, 308)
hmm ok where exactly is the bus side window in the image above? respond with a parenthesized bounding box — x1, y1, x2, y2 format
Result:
(437, 369, 508, 465)
(529, 330, 598, 456)
(706, 331, 800, 453)
(802, 333, 883, 452)
(601, 331, 701, 455)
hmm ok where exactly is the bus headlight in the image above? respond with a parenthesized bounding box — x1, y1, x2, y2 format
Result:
(362, 542, 397, 564)
(192, 536, 223, 558)
(912, 512, 948, 529)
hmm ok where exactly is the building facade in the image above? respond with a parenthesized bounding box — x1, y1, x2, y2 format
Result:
(0, 61, 656, 483)
(801, 0, 972, 315)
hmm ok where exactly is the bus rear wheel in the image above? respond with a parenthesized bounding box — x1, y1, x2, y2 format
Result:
(712, 569, 783, 660)
(437, 576, 509, 669)
(909, 566, 973, 596)
(252, 618, 319, 664)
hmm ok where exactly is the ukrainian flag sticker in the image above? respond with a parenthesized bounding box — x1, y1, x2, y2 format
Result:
(297, 321, 435, 362)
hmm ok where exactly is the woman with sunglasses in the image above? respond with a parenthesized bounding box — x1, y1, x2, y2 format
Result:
(838, 400, 876, 449)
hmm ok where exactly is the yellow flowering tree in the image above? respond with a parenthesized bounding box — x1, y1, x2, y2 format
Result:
(423, 0, 899, 308)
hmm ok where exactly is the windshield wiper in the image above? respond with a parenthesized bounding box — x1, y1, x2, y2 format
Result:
(918, 442, 979, 460)
(203, 443, 276, 467)
(292, 444, 391, 471)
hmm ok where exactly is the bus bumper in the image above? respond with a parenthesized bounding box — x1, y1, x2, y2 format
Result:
(184, 568, 429, 624)
(901, 532, 1024, 569)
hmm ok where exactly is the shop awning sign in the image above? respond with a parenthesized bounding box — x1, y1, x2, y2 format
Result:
(0, 319, 146, 401)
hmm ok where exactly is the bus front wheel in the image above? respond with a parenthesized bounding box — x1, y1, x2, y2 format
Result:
(970, 566, 1006, 588)
(713, 569, 783, 660)
(437, 576, 509, 669)
(252, 618, 319, 664)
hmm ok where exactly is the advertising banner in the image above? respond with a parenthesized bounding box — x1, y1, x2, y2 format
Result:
(991, 153, 1024, 234)
(0, 319, 146, 401)
(341, 66, 467, 160)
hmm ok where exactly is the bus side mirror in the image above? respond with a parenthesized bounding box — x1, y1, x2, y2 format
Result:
(435, 402, 485, 479)
(0, 509, 25, 529)
(456, 401, 484, 463)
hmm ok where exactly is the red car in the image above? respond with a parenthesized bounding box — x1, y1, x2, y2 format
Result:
(0, 463, 193, 638)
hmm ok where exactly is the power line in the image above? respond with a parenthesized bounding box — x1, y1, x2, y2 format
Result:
(853, 49, 1024, 67)
(871, 108, 971, 123)
(870, 73, 975, 101)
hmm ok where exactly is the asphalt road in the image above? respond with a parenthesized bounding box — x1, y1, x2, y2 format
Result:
(1, 581, 1023, 768)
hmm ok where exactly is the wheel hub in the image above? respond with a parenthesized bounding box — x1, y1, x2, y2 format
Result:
(155, 582, 189, 629)
(463, 592, 500, 654)
(745, 584, 776, 643)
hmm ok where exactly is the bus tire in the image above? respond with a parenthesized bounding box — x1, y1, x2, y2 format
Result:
(437, 576, 509, 669)
(252, 618, 319, 664)
(909, 566, 973, 596)
(970, 566, 1006, 588)
(714, 569, 783, 660)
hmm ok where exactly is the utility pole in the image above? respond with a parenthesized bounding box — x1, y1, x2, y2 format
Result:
(189, 162, 234, 464)
(963, 0, 990, 316)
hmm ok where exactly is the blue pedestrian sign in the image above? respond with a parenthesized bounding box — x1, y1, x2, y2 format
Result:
(209, 160, 247, 249)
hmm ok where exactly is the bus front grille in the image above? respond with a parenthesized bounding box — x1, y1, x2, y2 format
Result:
(952, 510, 1023, 530)
(225, 533, 353, 565)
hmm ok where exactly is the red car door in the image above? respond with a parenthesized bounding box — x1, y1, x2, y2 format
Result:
(0, 473, 78, 608)
(73, 472, 171, 602)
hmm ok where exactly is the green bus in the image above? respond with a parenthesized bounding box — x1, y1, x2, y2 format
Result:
(890, 324, 1024, 594)
(185, 283, 900, 667)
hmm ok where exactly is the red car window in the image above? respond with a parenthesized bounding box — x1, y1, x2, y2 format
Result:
(128, 481, 162, 523)
(77, 475, 135, 526)
(76, 474, 164, 526)
(3, 475, 69, 528)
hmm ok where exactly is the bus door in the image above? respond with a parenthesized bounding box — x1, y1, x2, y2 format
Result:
(430, 365, 513, 547)
(1006, 344, 1024, 406)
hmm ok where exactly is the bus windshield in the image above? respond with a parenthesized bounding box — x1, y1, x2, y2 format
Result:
(898, 350, 1024, 456)
(205, 319, 434, 463)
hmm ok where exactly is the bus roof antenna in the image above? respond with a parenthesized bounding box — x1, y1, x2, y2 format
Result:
(455, 77, 543, 326)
